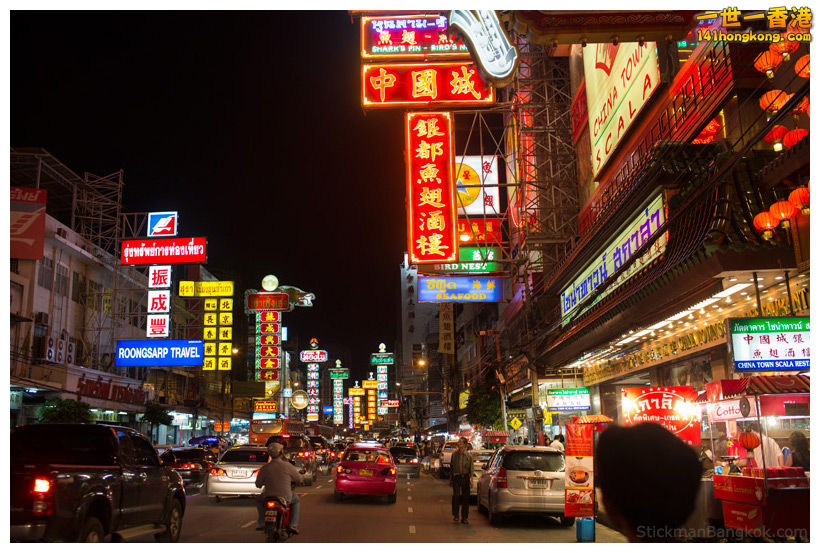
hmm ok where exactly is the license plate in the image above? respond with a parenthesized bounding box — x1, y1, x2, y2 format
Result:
(229, 470, 248, 478)
(359, 469, 373, 476)
(529, 478, 548, 489)
(265, 510, 277, 522)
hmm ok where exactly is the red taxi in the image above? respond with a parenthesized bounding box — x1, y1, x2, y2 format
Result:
(334, 443, 397, 503)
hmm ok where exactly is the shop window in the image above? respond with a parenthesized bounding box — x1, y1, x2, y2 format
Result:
(11, 259, 19, 274)
(71, 271, 86, 304)
(54, 264, 69, 297)
(37, 256, 53, 290)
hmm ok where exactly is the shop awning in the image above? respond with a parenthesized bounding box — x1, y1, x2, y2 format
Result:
(705, 375, 810, 402)
(482, 430, 510, 437)
(571, 414, 613, 424)
(695, 391, 708, 404)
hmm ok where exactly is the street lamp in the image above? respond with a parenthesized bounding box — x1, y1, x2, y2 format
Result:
(231, 347, 239, 355)
(417, 359, 426, 367)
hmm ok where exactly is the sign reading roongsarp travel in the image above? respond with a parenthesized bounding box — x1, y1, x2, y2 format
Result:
(116, 339, 204, 367)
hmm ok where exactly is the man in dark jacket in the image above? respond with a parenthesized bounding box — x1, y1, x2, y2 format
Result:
(449, 437, 473, 524)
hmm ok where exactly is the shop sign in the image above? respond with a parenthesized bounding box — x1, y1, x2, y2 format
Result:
(300, 350, 328, 363)
(418, 276, 503, 302)
(727, 317, 810, 372)
(561, 193, 665, 324)
(438, 302, 455, 353)
(546, 388, 591, 411)
(329, 369, 349, 379)
(147, 290, 171, 313)
(584, 41, 660, 177)
(254, 400, 277, 413)
(10, 187, 47, 260)
(361, 13, 469, 59)
(708, 396, 758, 422)
(449, 10, 519, 87)
(148, 265, 172, 289)
(406, 111, 458, 264)
(455, 156, 500, 216)
(499, 355, 529, 391)
(363, 62, 494, 108)
(116, 339, 203, 367)
(713, 475, 766, 506)
(256, 369, 279, 381)
(370, 353, 394, 365)
(290, 391, 309, 410)
(146, 314, 170, 338)
(349, 388, 365, 396)
(245, 292, 290, 312)
(147, 211, 179, 237)
(622, 386, 700, 445)
(422, 246, 503, 274)
(457, 217, 503, 244)
(120, 237, 207, 265)
(73, 373, 150, 405)
(386, 399, 400, 408)
(564, 423, 594, 517)
(458, 390, 470, 409)
(178, 280, 234, 297)
(362, 380, 378, 389)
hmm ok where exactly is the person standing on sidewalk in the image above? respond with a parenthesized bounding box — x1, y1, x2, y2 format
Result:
(450, 437, 473, 524)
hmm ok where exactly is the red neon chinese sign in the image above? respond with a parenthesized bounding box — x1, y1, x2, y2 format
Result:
(361, 14, 470, 59)
(457, 217, 504, 244)
(363, 62, 495, 108)
(406, 112, 458, 264)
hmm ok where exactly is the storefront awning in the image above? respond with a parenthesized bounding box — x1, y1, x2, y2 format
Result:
(704, 375, 810, 402)
(571, 414, 613, 424)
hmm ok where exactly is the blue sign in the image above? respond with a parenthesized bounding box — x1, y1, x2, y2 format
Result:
(116, 339, 203, 367)
(417, 276, 503, 302)
(147, 211, 179, 237)
(322, 406, 334, 414)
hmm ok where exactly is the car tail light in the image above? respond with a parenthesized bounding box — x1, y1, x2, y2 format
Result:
(497, 468, 507, 489)
(410, 458, 419, 464)
(33, 478, 51, 493)
(336, 465, 352, 474)
(32, 477, 54, 516)
(299, 451, 308, 458)
(210, 468, 226, 476)
(176, 463, 201, 470)
(389, 467, 396, 475)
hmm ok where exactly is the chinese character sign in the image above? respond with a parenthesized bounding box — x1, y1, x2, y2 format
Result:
(622, 387, 700, 445)
(438, 303, 455, 354)
(363, 62, 494, 108)
(203, 294, 234, 371)
(307, 362, 321, 422)
(729, 317, 810, 371)
(361, 14, 470, 59)
(406, 112, 458, 264)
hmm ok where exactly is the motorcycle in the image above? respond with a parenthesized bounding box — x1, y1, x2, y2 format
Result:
(264, 496, 294, 542)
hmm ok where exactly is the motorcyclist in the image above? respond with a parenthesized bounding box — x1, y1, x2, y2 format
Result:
(254, 442, 304, 534)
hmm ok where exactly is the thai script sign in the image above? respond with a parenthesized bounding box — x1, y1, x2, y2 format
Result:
(363, 62, 494, 108)
(561, 193, 665, 324)
(622, 386, 700, 445)
(728, 317, 810, 371)
(418, 276, 503, 302)
(361, 13, 469, 58)
(179, 280, 234, 297)
(245, 292, 290, 312)
(546, 388, 592, 411)
(121, 237, 207, 265)
(10, 187, 47, 260)
(74, 373, 150, 405)
(115, 339, 204, 367)
(300, 350, 328, 363)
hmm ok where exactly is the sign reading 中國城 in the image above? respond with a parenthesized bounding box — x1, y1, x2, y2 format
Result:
(622, 386, 700, 445)
(560, 193, 665, 324)
(584, 41, 660, 177)
(361, 13, 470, 59)
(422, 246, 503, 274)
(406, 111, 458, 264)
(147, 211, 179, 237)
(418, 276, 503, 302)
(546, 388, 592, 411)
(179, 280, 234, 297)
(363, 62, 494, 108)
(455, 156, 500, 216)
(120, 237, 207, 265)
(116, 339, 204, 367)
(728, 317, 810, 371)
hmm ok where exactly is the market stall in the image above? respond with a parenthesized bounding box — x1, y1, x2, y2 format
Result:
(699, 375, 810, 536)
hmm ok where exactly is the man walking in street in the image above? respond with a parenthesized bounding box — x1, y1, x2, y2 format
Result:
(450, 437, 473, 524)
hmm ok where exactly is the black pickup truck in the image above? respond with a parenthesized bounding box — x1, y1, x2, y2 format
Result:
(11, 423, 186, 542)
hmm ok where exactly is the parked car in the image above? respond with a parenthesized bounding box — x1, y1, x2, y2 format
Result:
(307, 435, 332, 470)
(389, 445, 421, 478)
(206, 446, 269, 502)
(159, 447, 218, 493)
(334, 443, 397, 503)
(469, 449, 495, 498)
(268, 433, 318, 485)
(438, 440, 460, 478)
(476, 445, 572, 526)
(11, 423, 186, 542)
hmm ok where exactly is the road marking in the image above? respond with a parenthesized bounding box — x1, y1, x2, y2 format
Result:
(409, 525, 416, 534)
(408, 507, 413, 513)
(316, 485, 322, 489)
(408, 496, 412, 501)
(241, 520, 256, 528)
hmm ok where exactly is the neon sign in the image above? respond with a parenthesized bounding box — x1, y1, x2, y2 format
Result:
(457, 217, 503, 244)
(406, 112, 458, 264)
(362, 62, 495, 108)
(361, 14, 470, 59)
(449, 10, 519, 87)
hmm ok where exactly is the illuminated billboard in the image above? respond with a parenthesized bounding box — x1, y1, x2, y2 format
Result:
(121, 237, 207, 265)
(457, 217, 503, 244)
(584, 41, 660, 177)
(406, 112, 458, 264)
(363, 62, 494, 108)
(179, 280, 234, 297)
(361, 14, 470, 59)
(421, 246, 503, 274)
(147, 211, 179, 237)
(455, 156, 500, 216)
(418, 276, 504, 302)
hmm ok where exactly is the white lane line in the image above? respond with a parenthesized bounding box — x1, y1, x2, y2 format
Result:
(409, 525, 416, 534)
(408, 507, 413, 513)
(316, 485, 322, 489)
(241, 520, 256, 528)
(408, 496, 412, 501)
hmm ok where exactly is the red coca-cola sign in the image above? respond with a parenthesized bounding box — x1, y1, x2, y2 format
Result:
(622, 386, 700, 445)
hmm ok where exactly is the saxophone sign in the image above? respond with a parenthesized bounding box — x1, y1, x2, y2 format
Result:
(449, 10, 519, 87)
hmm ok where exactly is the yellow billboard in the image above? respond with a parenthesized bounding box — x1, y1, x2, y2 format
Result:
(179, 280, 234, 297)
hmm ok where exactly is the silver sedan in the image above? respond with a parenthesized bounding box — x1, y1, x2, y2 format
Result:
(206, 446, 269, 502)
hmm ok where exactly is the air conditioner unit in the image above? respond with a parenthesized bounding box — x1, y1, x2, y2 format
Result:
(56, 338, 66, 363)
(56, 228, 68, 239)
(66, 341, 75, 364)
(46, 335, 57, 362)
(34, 312, 49, 326)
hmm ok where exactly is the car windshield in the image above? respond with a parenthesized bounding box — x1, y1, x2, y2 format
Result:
(12, 425, 117, 466)
(344, 449, 391, 463)
(170, 449, 207, 460)
(390, 447, 417, 457)
(502, 451, 565, 472)
(250, 421, 282, 434)
(220, 449, 269, 464)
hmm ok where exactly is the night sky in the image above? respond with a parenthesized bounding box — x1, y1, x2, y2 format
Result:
(11, 11, 407, 377)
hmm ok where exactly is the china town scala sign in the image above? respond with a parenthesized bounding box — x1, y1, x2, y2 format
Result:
(75, 373, 150, 405)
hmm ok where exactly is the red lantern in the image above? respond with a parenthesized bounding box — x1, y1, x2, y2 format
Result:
(755, 50, 782, 78)
(737, 432, 761, 452)
(759, 90, 791, 112)
(770, 200, 797, 221)
(795, 55, 810, 78)
(769, 36, 799, 61)
(792, 97, 810, 116)
(783, 128, 808, 149)
(763, 125, 788, 150)
(789, 186, 810, 214)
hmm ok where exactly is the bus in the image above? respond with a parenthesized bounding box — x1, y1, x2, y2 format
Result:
(306, 422, 334, 440)
(248, 418, 306, 446)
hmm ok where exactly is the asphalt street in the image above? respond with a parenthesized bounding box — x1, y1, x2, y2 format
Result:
(135, 468, 627, 543)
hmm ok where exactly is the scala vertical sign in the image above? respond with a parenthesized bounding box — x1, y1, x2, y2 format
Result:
(363, 62, 494, 108)
(584, 41, 660, 176)
(10, 187, 47, 260)
(622, 386, 700, 445)
(406, 112, 458, 264)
